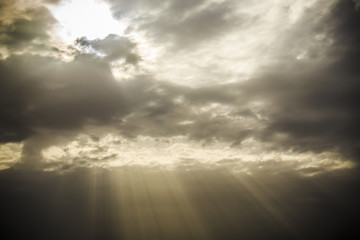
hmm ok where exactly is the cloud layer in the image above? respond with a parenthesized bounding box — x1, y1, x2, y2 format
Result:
(0, 0, 359, 172)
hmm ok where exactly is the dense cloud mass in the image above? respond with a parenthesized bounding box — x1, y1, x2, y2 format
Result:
(0, 0, 359, 172)
(255, 0, 360, 158)
(1, 2, 360, 240)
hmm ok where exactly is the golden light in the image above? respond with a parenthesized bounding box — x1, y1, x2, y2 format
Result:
(48, 0, 126, 44)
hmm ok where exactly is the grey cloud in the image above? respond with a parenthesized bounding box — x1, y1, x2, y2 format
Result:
(0, 55, 127, 133)
(43, 0, 64, 4)
(4, 51, 357, 166)
(75, 34, 140, 64)
(0, 54, 128, 165)
(167, 0, 205, 13)
(1, 0, 360, 168)
(105, 0, 164, 18)
(235, 0, 360, 160)
(19, 132, 72, 168)
(141, 2, 238, 48)
(119, 0, 360, 159)
(267, 1, 333, 63)
(0, 6, 57, 52)
(115, 81, 255, 144)
(0, 52, 254, 166)
(327, 0, 360, 75)
(245, 70, 359, 155)
(107, 0, 240, 48)
(184, 83, 243, 105)
(107, 0, 205, 17)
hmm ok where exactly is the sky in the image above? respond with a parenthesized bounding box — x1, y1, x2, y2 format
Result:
(0, 0, 360, 239)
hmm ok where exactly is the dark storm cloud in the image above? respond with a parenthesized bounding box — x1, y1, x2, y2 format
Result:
(0, 55, 125, 133)
(0, 54, 128, 166)
(106, 0, 241, 48)
(246, 0, 360, 159)
(241, 69, 359, 156)
(328, 0, 360, 74)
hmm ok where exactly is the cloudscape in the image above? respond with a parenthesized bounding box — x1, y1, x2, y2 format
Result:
(0, 0, 360, 239)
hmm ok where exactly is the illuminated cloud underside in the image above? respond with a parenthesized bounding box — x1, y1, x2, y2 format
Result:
(41, 135, 353, 175)
(0, 135, 354, 176)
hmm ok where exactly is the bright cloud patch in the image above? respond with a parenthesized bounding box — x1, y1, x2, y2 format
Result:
(48, 0, 126, 44)
(0, 143, 22, 170)
(39, 134, 354, 175)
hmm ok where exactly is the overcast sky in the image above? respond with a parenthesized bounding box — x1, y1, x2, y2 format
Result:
(1, 0, 360, 239)
(0, 0, 360, 173)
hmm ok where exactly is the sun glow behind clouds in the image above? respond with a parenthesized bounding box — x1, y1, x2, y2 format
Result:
(48, 0, 126, 44)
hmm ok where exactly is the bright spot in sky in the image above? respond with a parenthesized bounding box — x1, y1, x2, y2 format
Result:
(48, 0, 126, 44)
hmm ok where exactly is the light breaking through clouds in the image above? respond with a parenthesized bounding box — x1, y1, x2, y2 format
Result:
(0, 0, 359, 174)
(1, 1, 360, 239)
